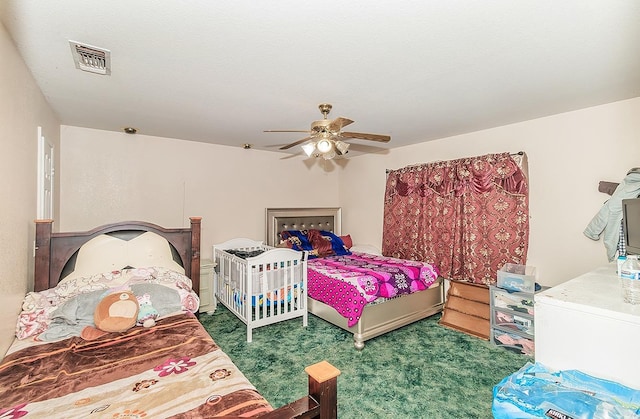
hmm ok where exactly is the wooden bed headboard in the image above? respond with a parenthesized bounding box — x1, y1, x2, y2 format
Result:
(265, 208, 342, 247)
(34, 217, 201, 293)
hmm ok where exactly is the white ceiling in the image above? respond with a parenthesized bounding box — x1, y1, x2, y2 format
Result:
(2, 1, 640, 157)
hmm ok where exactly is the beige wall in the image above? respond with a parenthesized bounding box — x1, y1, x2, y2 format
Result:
(0, 23, 60, 357)
(60, 98, 640, 290)
(59, 126, 341, 259)
(340, 97, 640, 286)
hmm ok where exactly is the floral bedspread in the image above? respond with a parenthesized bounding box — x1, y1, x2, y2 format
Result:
(16, 266, 199, 341)
(0, 312, 272, 418)
(2, 267, 272, 417)
(307, 251, 439, 327)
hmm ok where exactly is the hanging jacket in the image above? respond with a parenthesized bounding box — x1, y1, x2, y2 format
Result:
(584, 171, 640, 261)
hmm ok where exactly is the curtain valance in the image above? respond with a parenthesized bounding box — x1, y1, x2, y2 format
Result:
(386, 152, 527, 200)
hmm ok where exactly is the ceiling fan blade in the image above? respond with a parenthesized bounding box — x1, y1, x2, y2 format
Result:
(264, 130, 311, 133)
(279, 136, 315, 150)
(341, 131, 391, 143)
(327, 117, 354, 132)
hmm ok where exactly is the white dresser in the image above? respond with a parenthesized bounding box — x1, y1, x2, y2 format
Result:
(535, 264, 640, 389)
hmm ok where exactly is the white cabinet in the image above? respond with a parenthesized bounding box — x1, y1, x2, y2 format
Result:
(535, 264, 640, 389)
(199, 258, 217, 314)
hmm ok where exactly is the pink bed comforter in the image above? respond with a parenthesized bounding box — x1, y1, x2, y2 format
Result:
(307, 252, 439, 326)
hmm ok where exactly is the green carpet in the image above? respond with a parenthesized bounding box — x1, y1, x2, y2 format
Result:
(199, 305, 530, 418)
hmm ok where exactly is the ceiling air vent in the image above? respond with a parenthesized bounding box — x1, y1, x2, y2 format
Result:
(69, 40, 111, 75)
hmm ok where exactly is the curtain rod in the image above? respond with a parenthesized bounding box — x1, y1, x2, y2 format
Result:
(385, 151, 524, 174)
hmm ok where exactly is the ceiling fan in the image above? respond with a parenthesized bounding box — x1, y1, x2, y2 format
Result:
(264, 103, 391, 160)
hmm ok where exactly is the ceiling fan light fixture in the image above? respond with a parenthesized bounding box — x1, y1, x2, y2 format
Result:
(316, 138, 333, 153)
(323, 149, 336, 160)
(268, 103, 390, 160)
(335, 140, 350, 154)
(301, 142, 316, 157)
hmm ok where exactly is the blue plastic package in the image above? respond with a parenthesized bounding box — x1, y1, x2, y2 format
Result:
(492, 362, 640, 418)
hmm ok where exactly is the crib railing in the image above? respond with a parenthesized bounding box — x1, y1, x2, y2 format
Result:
(213, 238, 308, 342)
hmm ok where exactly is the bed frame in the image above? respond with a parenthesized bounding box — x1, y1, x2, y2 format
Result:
(266, 207, 445, 349)
(32, 217, 339, 419)
(34, 217, 203, 293)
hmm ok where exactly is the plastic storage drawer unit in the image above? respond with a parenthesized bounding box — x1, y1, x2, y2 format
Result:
(490, 285, 540, 356)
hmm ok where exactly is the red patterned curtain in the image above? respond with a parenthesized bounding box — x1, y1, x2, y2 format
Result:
(382, 152, 529, 285)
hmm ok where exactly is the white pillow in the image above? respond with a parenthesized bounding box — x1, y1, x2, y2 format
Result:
(350, 244, 382, 255)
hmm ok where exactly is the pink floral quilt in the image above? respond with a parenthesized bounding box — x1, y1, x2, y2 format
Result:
(307, 251, 439, 327)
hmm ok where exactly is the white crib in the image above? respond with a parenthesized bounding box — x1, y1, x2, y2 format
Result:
(213, 238, 308, 342)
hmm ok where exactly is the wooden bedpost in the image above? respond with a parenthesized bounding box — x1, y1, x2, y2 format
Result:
(260, 361, 340, 418)
(189, 217, 202, 294)
(305, 361, 340, 419)
(34, 219, 53, 292)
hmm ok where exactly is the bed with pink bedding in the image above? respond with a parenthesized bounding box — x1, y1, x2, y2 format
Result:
(267, 208, 445, 349)
(306, 251, 439, 328)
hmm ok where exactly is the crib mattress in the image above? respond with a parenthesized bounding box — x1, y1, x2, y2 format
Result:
(231, 283, 302, 307)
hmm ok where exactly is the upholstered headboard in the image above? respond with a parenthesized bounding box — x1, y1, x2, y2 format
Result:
(265, 208, 342, 247)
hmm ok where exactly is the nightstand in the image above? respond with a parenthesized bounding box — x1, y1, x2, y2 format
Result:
(199, 258, 217, 314)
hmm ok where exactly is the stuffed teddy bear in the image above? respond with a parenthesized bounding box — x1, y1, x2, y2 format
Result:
(136, 293, 159, 328)
(93, 290, 139, 333)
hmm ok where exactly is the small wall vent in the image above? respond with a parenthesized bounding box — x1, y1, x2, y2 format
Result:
(69, 41, 111, 75)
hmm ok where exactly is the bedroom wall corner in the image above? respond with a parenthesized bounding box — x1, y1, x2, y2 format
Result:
(338, 97, 640, 288)
(0, 22, 61, 358)
(58, 127, 340, 264)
